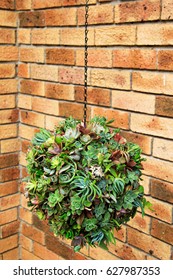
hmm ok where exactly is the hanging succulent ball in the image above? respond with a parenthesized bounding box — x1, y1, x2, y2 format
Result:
(25, 116, 152, 252)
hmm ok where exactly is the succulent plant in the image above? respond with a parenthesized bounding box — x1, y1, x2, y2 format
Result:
(24, 116, 152, 252)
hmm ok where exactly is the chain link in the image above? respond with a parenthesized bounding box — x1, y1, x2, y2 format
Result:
(83, 0, 89, 127)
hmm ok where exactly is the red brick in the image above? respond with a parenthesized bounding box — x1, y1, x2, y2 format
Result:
(128, 228, 171, 259)
(16, 0, 32, 10)
(0, 109, 18, 125)
(20, 80, 45, 96)
(150, 179, 173, 204)
(0, 153, 19, 169)
(95, 26, 136, 46)
(90, 246, 119, 260)
(153, 138, 173, 161)
(32, 0, 62, 9)
(62, 0, 96, 5)
(59, 67, 84, 85)
(112, 90, 155, 114)
(31, 0, 95, 9)
(113, 49, 157, 70)
(131, 113, 173, 139)
(0, 46, 18, 61)
(143, 196, 172, 224)
(59, 102, 91, 120)
(76, 49, 112, 68)
(164, 73, 173, 95)
(45, 83, 74, 100)
(33, 215, 50, 234)
(128, 213, 151, 234)
(132, 71, 164, 94)
(0, 208, 17, 225)
(0, 193, 20, 210)
(75, 86, 111, 106)
(20, 152, 27, 166)
(18, 94, 32, 110)
(78, 4, 113, 25)
(18, 29, 31, 44)
(0, 180, 18, 197)
(32, 97, 59, 116)
(19, 124, 38, 140)
(156, 96, 173, 117)
(143, 156, 173, 183)
(18, 64, 30, 78)
(21, 167, 28, 178)
(1, 220, 20, 238)
(109, 239, 146, 260)
(21, 248, 41, 260)
(0, 10, 17, 27)
(33, 242, 61, 260)
(158, 50, 173, 70)
(0, 234, 18, 254)
(90, 69, 130, 90)
(20, 110, 45, 127)
(19, 207, 33, 224)
(0, 64, 15, 78)
(115, 0, 160, 23)
(162, 0, 173, 20)
(1, 138, 20, 154)
(44, 8, 76, 26)
(0, 95, 16, 109)
(0, 28, 15, 44)
(137, 23, 173, 45)
(20, 47, 44, 63)
(31, 28, 60, 45)
(61, 28, 94, 46)
(46, 234, 87, 260)
(46, 48, 75, 65)
(0, 0, 15, 9)
(151, 219, 173, 245)
(21, 139, 30, 153)
(0, 124, 18, 139)
(21, 223, 45, 244)
(91, 107, 129, 129)
(19, 11, 45, 27)
(3, 248, 19, 260)
(20, 234, 33, 252)
(31, 64, 58, 82)
(0, 109, 18, 127)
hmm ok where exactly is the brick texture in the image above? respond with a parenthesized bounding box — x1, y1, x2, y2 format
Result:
(0, 3, 20, 260)
(113, 48, 157, 70)
(0, 0, 15, 10)
(151, 219, 173, 245)
(114, 0, 160, 23)
(128, 228, 171, 259)
(0, 0, 173, 261)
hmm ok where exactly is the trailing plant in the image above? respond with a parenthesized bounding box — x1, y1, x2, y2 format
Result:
(24, 116, 152, 252)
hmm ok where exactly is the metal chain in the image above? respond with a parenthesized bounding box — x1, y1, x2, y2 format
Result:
(83, 0, 89, 127)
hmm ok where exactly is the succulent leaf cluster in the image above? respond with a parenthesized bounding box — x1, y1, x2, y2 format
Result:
(25, 116, 151, 252)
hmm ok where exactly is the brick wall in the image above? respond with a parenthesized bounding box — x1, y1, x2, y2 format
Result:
(0, 0, 173, 260)
(0, 0, 20, 260)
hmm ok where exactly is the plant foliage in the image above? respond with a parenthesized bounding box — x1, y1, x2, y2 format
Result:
(25, 116, 151, 252)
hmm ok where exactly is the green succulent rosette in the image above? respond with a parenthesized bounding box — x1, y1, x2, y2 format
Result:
(25, 116, 152, 252)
